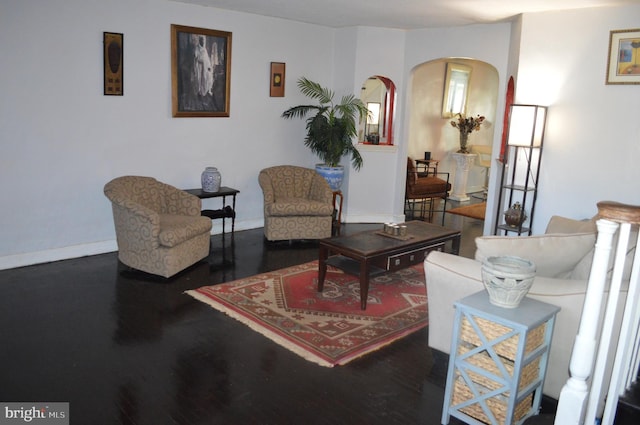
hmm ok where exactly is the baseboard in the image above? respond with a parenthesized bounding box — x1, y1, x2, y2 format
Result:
(0, 219, 265, 271)
(0, 240, 118, 271)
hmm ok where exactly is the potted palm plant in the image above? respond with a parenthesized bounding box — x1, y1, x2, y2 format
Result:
(282, 77, 368, 190)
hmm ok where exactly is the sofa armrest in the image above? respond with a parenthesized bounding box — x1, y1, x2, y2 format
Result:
(424, 251, 484, 354)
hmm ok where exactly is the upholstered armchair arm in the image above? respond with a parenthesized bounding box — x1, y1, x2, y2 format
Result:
(309, 174, 333, 204)
(258, 172, 276, 208)
(160, 183, 202, 216)
(109, 199, 161, 250)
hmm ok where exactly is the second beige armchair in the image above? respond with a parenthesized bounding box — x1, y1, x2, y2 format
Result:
(258, 165, 334, 241)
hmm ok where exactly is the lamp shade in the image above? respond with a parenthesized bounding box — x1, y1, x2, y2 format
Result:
(507, 104, 547, 147)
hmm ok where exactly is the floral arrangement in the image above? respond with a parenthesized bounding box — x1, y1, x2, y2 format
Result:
(450, 113, 485, 153)
(450, 113, 485, 134)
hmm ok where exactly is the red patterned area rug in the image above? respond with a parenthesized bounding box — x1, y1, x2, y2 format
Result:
(186, 261, 428, 367)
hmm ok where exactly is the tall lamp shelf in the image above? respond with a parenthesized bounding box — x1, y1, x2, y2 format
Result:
(494, 105, 547, 236)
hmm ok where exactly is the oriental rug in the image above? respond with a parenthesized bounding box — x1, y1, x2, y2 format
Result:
(448, 202, 486, 221)
(187, 260, 427, 367)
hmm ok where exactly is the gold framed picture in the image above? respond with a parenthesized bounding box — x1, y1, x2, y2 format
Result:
(103, 32, 123, 96)
(270, 62, 285, 97)
(606, 28, 640, 85)
(171, 24, 232, 117)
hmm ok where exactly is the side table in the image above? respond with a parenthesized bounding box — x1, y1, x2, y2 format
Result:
(184, 187, 239, 238)
(442, 292, 560, 425)
(415, 158, 439, 176)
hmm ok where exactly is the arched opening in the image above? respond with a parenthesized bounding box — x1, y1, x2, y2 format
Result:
(358, 75, 396, 145)
(406, 58, 499, 221)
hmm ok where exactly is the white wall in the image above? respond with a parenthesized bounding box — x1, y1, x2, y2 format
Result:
(402, 23, 512, 232)
(515, 5, 640, 232)
(341, 26, 407, 223)
(2, 1, 639, 269)
(0, 0, 334, 268)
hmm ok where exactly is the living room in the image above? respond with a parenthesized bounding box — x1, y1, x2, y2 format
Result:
(1, 1, 640, 424)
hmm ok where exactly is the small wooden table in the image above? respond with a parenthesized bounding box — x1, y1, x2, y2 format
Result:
(318, 221, 461, 310)
(415, 158, 439, 175)
(185, 187, 239, 237)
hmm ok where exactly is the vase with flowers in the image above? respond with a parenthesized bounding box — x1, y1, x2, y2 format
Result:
(450, 113, 485, 153)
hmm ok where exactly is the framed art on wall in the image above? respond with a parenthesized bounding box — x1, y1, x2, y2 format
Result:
(606, 28, 640, 85)
(171, 24, 232, 117)
(103, 32, 123, 95)
(270, 62, 285, 97)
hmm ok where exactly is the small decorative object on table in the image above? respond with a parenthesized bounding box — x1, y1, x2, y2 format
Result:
(481, 256, 536, 308)
(201, 167, 221, 192)
(450, 113, 485, 154)
(504, 201, 527, 227)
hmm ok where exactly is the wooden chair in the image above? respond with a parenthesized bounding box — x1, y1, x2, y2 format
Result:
(405, 157, 451, 225)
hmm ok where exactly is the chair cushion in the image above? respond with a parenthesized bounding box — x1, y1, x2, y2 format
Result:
(265, 197, 334, 217)
(475, 232, 596, 278)
(158, 215, 212, 247)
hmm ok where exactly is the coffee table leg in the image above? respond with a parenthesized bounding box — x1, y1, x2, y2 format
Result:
(318, 245, 328, 292)
(359, 260, 370, 310)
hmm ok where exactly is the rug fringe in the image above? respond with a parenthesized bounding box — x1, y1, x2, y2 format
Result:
(186, 290, 336, 367)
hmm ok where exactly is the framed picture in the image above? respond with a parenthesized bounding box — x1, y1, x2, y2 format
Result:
(606, 28, 640, 85)
(103, 32, 123, 95)
(270, 62, 285, 97)
(171, 24, 232, 117)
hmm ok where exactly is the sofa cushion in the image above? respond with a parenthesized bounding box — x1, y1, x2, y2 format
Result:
(571, 227, 638, 280)
(159, 215, 212, 247)
(545, 215, 597, 234)
(265, 198, 334, 217)
(475, 232, 596, 278)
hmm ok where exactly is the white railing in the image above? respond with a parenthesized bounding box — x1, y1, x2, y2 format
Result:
(555, 201, 640, 425)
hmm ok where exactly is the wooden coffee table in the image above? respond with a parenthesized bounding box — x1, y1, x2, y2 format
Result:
(318, 221, 461, 310)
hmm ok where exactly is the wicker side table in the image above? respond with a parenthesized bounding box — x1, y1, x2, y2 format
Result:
(442, 292, 560, 425)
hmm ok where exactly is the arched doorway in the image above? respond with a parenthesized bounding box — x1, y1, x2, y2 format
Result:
(406, 58, 499, 215)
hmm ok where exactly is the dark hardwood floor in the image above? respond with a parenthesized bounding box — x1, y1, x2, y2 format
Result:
(0, 202, 489, 424)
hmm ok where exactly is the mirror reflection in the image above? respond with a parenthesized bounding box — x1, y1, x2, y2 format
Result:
(442, 63, 472, 118)
(359, 76, 396, 145)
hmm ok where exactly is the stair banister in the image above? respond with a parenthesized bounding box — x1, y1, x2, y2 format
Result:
(554, 201, 640, 425)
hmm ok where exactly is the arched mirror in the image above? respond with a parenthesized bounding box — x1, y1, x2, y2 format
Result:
(358, 76, 396, 145)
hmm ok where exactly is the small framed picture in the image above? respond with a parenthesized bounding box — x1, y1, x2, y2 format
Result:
(103, 32, 123, 95)
(171, 24, 232, 117)
(606, 28, 640, 85)
(270, 62, 285, 97)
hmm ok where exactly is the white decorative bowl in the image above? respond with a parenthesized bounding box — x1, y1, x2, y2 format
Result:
(481, 256, 536, 308)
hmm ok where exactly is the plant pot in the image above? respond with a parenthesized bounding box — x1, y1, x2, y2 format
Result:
(481, 256, 536, 308)
(315, 164, 344, 190)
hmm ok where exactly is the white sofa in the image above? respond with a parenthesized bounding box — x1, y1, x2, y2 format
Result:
(424, 215, 633, 400)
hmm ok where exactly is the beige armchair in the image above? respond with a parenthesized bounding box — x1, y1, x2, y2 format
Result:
(104, 176, 212, 278)
(258, 165, 334, 241)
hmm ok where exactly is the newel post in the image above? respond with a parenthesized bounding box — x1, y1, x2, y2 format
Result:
(554, 218, 619, 424)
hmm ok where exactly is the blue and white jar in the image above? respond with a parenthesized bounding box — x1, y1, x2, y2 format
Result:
(201, 167, 221, 192)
